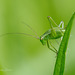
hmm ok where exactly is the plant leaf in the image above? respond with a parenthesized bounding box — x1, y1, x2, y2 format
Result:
(53, 12, 75, 75)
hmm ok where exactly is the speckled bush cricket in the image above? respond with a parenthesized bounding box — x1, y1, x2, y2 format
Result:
(40, 16, 65, 54)
(0, 16, 66, 54)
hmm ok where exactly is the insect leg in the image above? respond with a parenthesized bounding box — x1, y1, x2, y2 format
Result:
(55, 39, 59, 45)
(47, 16, 57, 37)
(48, 16, 64, 29)
(47, 16, 58, 27)
(58, 21, 65, 40)
(47, 40, 57, 53)
(47, 16, 63, 33)
(58, 21, 64, 29)
(49, 41, 58, 52)
(47, 16, 54, 29)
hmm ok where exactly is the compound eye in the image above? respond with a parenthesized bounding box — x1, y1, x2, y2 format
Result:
(41, 37, 43, 40)
(41, 38, 42, 40)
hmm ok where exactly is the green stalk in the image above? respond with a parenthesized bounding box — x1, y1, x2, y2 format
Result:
(53, 12, 75, 75)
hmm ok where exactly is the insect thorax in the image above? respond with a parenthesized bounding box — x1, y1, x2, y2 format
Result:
(40, 29, 63, 45)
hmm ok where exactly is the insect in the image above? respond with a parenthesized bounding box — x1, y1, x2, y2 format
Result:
(0, 16, 66, 54)
(40, 16, 65, 54)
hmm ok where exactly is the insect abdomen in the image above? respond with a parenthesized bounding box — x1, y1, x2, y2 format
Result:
(48, 31, 62, 39)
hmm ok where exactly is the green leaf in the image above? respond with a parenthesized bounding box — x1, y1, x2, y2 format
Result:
(53, 12, 75, 75)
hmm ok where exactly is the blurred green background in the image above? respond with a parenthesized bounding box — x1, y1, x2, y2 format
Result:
(0, 0, 75, 75)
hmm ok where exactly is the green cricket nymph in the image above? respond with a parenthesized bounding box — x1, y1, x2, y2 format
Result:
(0, 16, 66, 54)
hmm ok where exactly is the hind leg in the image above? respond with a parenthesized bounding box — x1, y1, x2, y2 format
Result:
(58, 21, 64, 29)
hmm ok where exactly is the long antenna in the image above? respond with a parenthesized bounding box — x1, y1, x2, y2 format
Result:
(22, 22, 39, 38)
(0, 33, 40, 39)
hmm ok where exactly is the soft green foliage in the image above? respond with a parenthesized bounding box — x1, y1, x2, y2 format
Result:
(53, 13, 75, 75)
(0, 0, 75, 75)
(0, 65, 4, 75)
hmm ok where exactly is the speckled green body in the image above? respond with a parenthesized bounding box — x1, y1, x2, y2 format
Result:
(40, 29, 63, 45)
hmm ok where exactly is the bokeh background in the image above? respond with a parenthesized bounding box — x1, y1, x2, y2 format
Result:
(0, 0, 75, 75)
